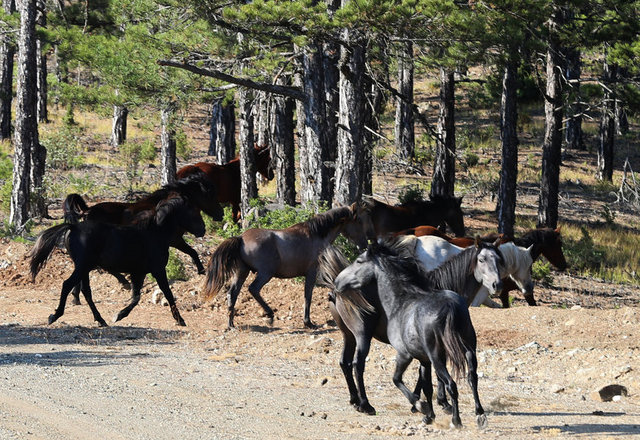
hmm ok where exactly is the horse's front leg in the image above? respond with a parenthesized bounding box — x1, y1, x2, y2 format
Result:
(247, 271, 275, 324)
(171, 236, 205, 275)
(466, 350, 487, 429)
(392, 352, 426, 412)
(152, 270, 186, 326)
(302, 266, 318, 328)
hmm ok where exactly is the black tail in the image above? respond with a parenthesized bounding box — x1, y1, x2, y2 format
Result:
(440, 299, 474, 380)
(202, 236, 243, 301)
(62, 193, 89, 224)
(29, 223, 73, 282)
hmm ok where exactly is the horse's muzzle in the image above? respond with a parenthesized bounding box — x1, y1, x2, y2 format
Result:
(492, 279, 503, 294)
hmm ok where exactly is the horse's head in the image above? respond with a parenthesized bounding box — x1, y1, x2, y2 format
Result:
(541, 228, 568, 271)
(255, 145, 275, 181)
(155, 195, 206, 238)
(472, 237, 504, 295)
(430, 195, 466, 237)
(334, 247, 378, 293)
(340, 202, 371, 250)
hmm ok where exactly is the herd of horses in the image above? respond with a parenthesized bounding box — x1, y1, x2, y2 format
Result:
(27, 145, 569, 429)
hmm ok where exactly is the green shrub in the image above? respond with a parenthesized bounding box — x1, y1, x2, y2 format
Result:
(398, 184, 426, 204)
(463, 150, 479, 169)
(166, 250, 187, 281)
(119, 140, 156, 193)
(0, 151, 11, 214)
(41, 125, 84, 170)
(175, 128, 192, 161)
(565, 227, 605, 272)
(532, 260, 553, 286)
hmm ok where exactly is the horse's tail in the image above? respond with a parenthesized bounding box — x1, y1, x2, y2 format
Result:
(62, 193, 89, 224)
(202, 236, 243, 301)
(316, 245, 350, 290)
(28, 223, 73, 282)
(440, 298, 474, 380)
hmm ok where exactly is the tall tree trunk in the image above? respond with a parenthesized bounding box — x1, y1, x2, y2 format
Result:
(615, 98, 628, 136)
(238, 88, 257, 220)
(254, 91, 269, 147)
(333, 23, 366, 207)
(565, 48, 584, 150)
(160, 101, 177, 186)
(271, 77, 295, 206)
(363, 53, 388, 197)
(299, 41, 331, 208)
(208, 98, 235, 164)
(0, 0, 16, 140)
(497, 60, 519, 238)
(430, 68, 456, 198)
(597, 58, 617, 182)
(323, 0, 340, 202)
(11, 0, 40, 227)
(111, 103, 128, 148)
(395, 41, 415, 160)
(537, 10, 564, 228)
(36, 0, 47, 123)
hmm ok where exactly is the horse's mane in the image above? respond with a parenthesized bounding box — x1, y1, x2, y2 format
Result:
(516, 228, 559, 247)
(306, 206, 352, 237)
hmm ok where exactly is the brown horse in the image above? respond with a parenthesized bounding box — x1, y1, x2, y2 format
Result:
(359, 196, 466, 239)
(202, 204, 368, 329)
(399, 226, 568, 307)
(176, 145, 274, 222)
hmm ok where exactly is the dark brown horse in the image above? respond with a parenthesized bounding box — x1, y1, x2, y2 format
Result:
(399, 226, 568, 307)
(176, 145, 274, 222)
(359, 196, 466, 239)
(202, 204, 368, 329)
(62, 173, 223, 276)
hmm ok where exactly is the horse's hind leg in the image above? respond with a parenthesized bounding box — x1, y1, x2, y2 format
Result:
(226, 266, 250, 329)
(353, 336, 376, 415)
(302, 266, 318, 328)
(466, 350, 487, 428)
(431, 357, 462, 428)
(80, 275, 108, 327)
(331, 304, 359, 407)
(418, 362, 436, 424)
(247, 271, 275, 324)
(49, 270, 83, 325)
(113, 273, 146, 324)
(171, 236, 205, 274)
(436, 378, 453, 414)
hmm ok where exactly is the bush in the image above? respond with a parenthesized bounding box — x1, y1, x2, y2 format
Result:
(41, 125, 84, 170)
(166, 250, 187, 281)
(532, 260, 553, 286)
(119, 140, 156, 193)
(565, 227, 605, 272)
(398, 184, 426, 204)
(0, 151, 11, 214)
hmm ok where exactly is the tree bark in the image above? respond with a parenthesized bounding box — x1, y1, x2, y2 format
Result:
(497, 61, 519, 238)
(430, 68, 456, 198)
(160, 101, 177, 186)
(254, 91, 269, 147)
(36, 0, 47, 123)
(111, 103, 128, 148)
(298, 41, 331, 207)
(597, 59, 617, 182)
(0, 0, 16, 140)
(565, 48, 584, 150)
(537, 11, 564, 229)
(395, 41, 415, 160)
(11, 0, 41, 227)
(238, 87, 257, 219)
(208, 98, 235, 164)
(323, 2, 339, 202)
(271, 77, 296, 206)
(333, 23, 366, 207)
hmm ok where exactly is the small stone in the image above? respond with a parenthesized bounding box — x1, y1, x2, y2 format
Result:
(570, 305, 582, 310)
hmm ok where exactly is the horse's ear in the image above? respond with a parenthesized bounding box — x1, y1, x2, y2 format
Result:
(492, 237, 502, 247)
(474, 236, 481, 248)
(555, 226, 562, 234)
(526, 244, 535, 255)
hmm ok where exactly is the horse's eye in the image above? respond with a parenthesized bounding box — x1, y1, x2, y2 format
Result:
(478, 257, 485, 263)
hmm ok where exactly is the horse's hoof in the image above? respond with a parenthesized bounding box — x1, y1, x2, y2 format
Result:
(356, 403, 376, 415)
(176, 319, 186, 327)
(304, 321, 318, 329)
(47, 314, 58, 325)
(450, 419, 463, 429)
(410, 406, 418, 414)
(97, 320, 108, 327)
(476, 414, 488, 429)
(71, 299, 81, 306)
(197, 268, 205, 275)
(440, 403, 453, 415)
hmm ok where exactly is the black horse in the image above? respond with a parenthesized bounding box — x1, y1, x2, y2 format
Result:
(321, 240, 495, 428)
(30, 194, 206, 327)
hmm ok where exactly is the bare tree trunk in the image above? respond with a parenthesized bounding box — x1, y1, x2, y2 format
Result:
(254, 91, 269, 147)
(395, 41, 415, 160)
(271, 77, 296, 206)
(111, 103, 128, 148)
(363, 51, 388, 197)
(208, 98, 235, 163)
(333, 23, 366, 207)
(0, 0, 16, 140)
(565, 48, 584, 150)
(299, 41, 331, 208)
(497, 60, 519, 238)
(615, 98, 628, 136)
(11, 0, 41, 227)
(537, 11, 564, 229)
(323, 2, 340, 202)
(160, 101, 177, 186)
(238, 88, 257, 219)
(430, 68, 456, 198)
(36, 0, 47, 123)
(597, 58, 616, 182)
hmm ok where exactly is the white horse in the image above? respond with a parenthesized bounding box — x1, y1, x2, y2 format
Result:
(400, 235, 535, 308)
